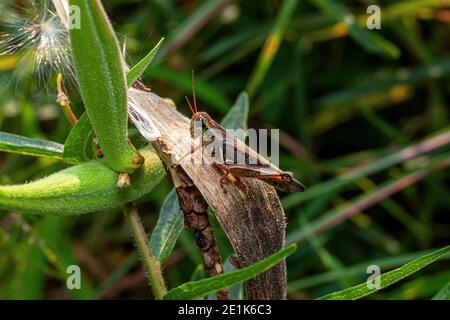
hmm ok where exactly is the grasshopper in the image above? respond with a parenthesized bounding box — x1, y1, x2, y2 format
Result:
(177, 72, 305, 193)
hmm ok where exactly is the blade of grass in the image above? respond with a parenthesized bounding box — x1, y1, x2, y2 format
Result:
(317, 59, 450, 109)
(246, 0, 299, 97)
(288, 248, 450, 291)
(309, 0, 400, 59)
(318, 245, 450, 300)
(0, 132, 63, 159)
(95, 252, 138, 298)
(387, 272, 450, 300)
(432, 281, 450, 300)
(161, 0, 232, 57)
(283, 128, 450, 209)
(288, 155, 450, 244)
(163, 244, 297, 300)
(298, 214, 351, 289)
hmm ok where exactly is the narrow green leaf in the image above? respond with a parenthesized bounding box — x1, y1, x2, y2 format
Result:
(318, 245, 450, 300)
(150, 189, 184, 264)
(4, 223, 46, 299)
(35, 217, 96, 299)
(283, 128, 450, 209)
(288, 248, 450, 291)
(161, 0, 227, 57)
(310, 0, 400, 59)
(69, 0, 142, 173)
(190, 264, 206, 282)
(246, 0, 299, 97)
(127, 38, 164, 87)
(0, 132, 63, 159)
(223, 257, 244, 300)
(221, 92, 249, 131)
(317, 59, 450, 109)
(221, 92, 249, 142)
(63, 113, 95, 164)
(163, 244, 297, 300)
(432, 281, 450, 300)
(95, 252, 138, 298)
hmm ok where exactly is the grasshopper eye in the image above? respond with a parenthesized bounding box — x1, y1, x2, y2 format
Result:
(196, 115, 209, 132)
(281, 173, 292, 181)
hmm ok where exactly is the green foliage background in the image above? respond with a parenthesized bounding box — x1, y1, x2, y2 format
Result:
(0, 0, 449, 299)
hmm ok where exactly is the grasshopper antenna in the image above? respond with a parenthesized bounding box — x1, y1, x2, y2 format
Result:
(185, 96, 195, 115)
(184, 70, 198, 115)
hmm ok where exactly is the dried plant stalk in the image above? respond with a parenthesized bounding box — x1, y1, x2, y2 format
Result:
(129, 88, 287, 299)
(154, 138, 228, 300)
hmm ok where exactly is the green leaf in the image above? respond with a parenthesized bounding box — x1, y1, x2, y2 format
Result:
(221, 92, 249, 130)
(288, 248, 450, 291)
(163, 244, 297, 300)
(223, 257, 244, 300)
(69, 0, 142, 173)
(63, 113, 95, 164)
(221, 92, 249, 142)
(150, 189, 184, 264)
(432, 281, 450, 300)
(318, 245, 450, 300)
(127, 38, 164, 87)
(0, 132, 63, 159)
(310, 0, 400, 59)
(246, 0, 299, 97)
(282, 128, 450, 209)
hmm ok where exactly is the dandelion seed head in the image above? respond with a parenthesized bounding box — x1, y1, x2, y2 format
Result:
(0, 0, 74, 94)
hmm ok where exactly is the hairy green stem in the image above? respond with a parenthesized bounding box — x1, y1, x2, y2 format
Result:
(123, 203, 167, 299)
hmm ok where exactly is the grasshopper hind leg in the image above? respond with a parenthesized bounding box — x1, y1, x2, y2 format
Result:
(213, 162, 246, 192)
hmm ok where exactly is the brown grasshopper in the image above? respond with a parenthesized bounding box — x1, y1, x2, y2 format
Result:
(177, 72, 305, 193)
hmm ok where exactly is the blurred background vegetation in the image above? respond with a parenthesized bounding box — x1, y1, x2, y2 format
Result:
(0, 0, 449, 299)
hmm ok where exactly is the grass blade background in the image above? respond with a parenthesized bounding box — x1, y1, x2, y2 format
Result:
(309, 0, 400, 59)
(246, 0, 299, 97)
(282, 129, 450, 209)
(288, 248, 450, 291)
(432, 281, 450, 300)
(0, 132, 63, 160)
(318, 245, 450, 300)
(163, 244, 297, 300)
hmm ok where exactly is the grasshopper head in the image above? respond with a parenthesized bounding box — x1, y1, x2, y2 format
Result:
(280, 172, 306, 192)
(190, 112, 212, 138)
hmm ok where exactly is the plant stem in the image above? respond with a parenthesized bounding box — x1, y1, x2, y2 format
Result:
(123, 203, 167, 299)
